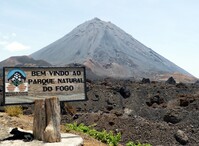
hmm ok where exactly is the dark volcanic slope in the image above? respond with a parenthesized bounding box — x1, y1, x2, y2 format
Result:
(61, 79, 199, 145)
(31, 18, 193, 79)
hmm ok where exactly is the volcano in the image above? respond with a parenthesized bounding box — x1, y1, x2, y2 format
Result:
(31, 18, 193, 80)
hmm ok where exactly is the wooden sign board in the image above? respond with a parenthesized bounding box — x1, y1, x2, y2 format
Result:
(3, 67, 86, 105)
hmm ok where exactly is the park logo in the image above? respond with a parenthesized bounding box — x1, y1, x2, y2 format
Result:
(5, 69, 28, 92)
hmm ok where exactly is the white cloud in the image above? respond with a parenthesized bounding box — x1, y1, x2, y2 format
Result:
(11, 33, 17, 37)
(2, 35, 9, 40)
(1, 33, 17, 41)
(0, 40, 8, 45)
(5, 41, 30, 52)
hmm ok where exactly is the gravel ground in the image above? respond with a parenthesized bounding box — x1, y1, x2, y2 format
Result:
(61, 79, 199, 146)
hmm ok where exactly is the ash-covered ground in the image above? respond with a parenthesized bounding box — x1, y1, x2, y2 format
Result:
(61, 78, 199, 145)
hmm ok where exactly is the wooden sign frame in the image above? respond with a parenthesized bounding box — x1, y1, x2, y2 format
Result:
(3, 67, 87, 105)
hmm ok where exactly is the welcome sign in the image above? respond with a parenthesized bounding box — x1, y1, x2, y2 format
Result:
(3, 67, 86, 105)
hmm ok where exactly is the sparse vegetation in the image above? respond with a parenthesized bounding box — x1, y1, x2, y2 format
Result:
(126, 141, 152, 146)
(5, 105, 23, 117)
(66, 122, 121, 146)
(66, 122, 152, 146)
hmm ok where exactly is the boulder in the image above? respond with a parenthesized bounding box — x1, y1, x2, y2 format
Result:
(119, 86, 131, 98)
(165, 77, 176, 85)
(91, 94, 99, 101)
(174, 130, 188, 145)
(163, 110, 182, 124)
(146, 95, 164, 106)
(179, 98, 189, 107)
(176, 82, 187, 88)
(141, 78, 150, 84)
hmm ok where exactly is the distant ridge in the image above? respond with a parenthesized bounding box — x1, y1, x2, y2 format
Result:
(0, 56, 51, 67)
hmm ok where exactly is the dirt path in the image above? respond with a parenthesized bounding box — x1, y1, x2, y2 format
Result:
(0, 112, 107, 146)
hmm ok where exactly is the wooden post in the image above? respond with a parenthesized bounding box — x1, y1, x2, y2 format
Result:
(33, 99, 46, 140)
(44, 97, 61, 142)
(33, 97, 61, 143)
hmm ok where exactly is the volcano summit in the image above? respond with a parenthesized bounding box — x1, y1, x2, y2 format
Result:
(31, 18, 193, 80)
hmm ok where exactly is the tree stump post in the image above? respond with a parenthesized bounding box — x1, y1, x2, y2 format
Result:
(33, 97, 61, 143)
(33, 99, 46, 140)
(43, 97, 61, 142)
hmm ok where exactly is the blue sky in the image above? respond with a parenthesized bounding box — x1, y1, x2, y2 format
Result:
(0, 0, 199, 78)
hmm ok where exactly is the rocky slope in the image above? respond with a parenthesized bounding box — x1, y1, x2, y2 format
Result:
(61, 78, 199, 145)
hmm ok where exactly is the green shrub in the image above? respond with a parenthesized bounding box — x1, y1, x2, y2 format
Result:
(5, 105, 23, 117)
(66, 122, 152, 146)
(126, 141, 152, 146)
(66, 122, 121, 146)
